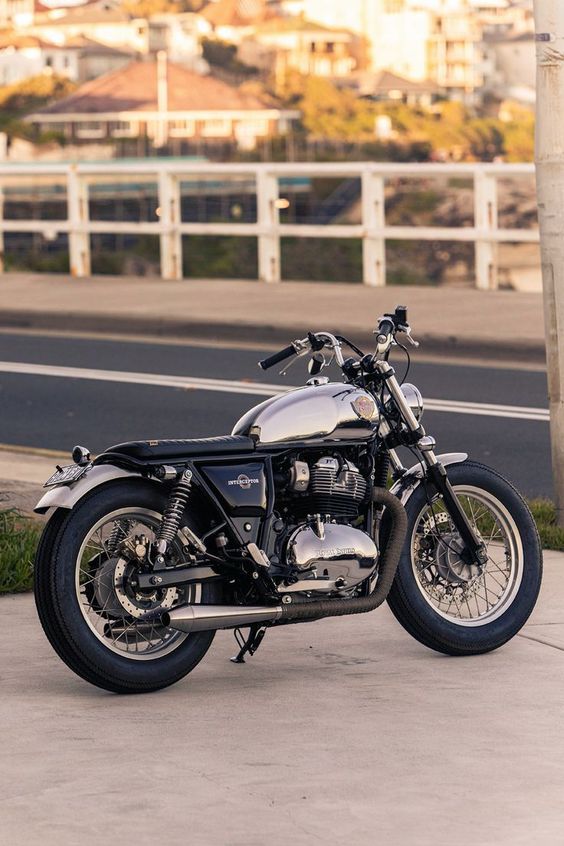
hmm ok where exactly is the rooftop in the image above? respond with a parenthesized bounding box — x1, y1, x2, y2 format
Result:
(34, 59, 276, 114)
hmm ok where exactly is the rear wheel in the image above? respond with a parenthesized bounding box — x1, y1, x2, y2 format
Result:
(387, 462, 542, 655)
(34, 480, 220, 693)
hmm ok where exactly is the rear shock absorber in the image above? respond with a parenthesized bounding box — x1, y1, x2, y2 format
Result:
(155, 468, 193, 562)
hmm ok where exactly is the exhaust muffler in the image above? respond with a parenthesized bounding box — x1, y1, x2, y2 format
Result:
(162, 604, 283, 633)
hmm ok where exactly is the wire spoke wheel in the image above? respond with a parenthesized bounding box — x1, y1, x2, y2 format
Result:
(76, 507, 195, 660)
(411, 485, 523, 627)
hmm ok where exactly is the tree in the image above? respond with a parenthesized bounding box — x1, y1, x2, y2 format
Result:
(0, 75, 76, 140)
(534, 0, 564, 523)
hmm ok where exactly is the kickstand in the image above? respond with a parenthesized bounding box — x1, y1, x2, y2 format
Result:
(230, 624, 267, 664)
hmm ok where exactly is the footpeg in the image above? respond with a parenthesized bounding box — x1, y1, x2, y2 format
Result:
(230, 624, 267, 664)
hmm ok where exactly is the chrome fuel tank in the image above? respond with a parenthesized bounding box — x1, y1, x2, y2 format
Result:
(231, 382, 379, 445)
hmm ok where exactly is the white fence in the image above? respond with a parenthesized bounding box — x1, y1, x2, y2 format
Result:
(0, 160, 538, 288)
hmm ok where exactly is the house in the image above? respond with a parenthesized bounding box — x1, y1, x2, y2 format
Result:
(238, 17, 358, 80)
(0, 32, 133, 84)
(353, 69, 440, 106)
(28, 2, 209, 72)
(26, 57, 300, 148)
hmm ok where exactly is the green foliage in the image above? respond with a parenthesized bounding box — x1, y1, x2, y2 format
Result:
(281, 237, 362, 282)
(295, 76, 376, 141)
(276, 73, 533, 161)
(0, 510, 40, 594)
(182, 236, 258, 278)
(202, 38, 257, 77)
(0, 74, 76, 140)
(5, 249, 70, 273)
(528, 499, 564, 551)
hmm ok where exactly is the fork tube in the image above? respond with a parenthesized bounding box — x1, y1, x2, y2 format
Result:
(375, 361, 485, 564)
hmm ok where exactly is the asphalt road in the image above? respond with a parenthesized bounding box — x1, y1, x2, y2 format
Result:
(0, 330, 552, 497)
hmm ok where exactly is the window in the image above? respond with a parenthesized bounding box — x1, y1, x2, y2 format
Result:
(201, 118, 232, 138)
(76, 121, 106, 139)
(109, 120, 137, 138)
(169, 119, 196, 138)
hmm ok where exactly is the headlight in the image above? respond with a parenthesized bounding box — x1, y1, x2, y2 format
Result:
(400, 383, 424, 421)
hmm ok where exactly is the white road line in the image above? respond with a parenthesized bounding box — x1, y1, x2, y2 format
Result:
(0, 361, 550, 423)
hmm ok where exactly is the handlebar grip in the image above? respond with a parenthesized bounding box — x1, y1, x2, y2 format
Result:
(377, 317, 395, 340)
(258, 344, 297, 371)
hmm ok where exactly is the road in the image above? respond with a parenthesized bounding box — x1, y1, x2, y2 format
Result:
(0, 330, 552, 497)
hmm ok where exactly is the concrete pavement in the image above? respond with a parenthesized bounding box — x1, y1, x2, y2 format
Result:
(0, 446, 66, 515)
(0, 552, 563, 846)
(0, 273, 547, 363)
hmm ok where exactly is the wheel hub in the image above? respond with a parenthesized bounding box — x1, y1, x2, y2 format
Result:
(94, 556, 177, 619)
(434, 533, 482, 584)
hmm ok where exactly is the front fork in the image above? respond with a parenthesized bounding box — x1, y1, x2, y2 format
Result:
(376, 361, 487, 568)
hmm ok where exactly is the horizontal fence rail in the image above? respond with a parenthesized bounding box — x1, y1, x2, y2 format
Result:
(0, 161, 538, 288)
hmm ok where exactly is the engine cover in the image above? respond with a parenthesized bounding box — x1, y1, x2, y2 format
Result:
(285, 522, 378, 591)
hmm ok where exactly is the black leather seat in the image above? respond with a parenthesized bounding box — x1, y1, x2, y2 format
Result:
(104, 435, 255, 462)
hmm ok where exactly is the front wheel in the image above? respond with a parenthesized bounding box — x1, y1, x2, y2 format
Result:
(387, 461, 542, 656)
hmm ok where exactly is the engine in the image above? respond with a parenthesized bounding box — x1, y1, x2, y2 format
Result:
(289, 456, 369, 518)
(275, 455, 377, 595)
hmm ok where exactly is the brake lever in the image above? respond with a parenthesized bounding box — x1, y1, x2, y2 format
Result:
(397, 325, 420, 348)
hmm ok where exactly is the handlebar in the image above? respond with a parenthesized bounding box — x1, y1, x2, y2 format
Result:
(257, 307, 417, 376)
(258, 344, 298, 371)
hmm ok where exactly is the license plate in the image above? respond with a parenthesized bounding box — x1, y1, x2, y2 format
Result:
(44, 464, 88, 488)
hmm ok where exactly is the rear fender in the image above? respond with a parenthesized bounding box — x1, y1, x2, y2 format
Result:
(34, 464, 142, 514)
(390, 452, 468, 506)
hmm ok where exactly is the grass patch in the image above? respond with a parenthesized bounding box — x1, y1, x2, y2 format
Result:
(528, 499, 564, 551)
(0, 510, 40, 594)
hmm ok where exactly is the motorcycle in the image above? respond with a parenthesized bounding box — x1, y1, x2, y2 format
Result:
(33, 306, 542, 693)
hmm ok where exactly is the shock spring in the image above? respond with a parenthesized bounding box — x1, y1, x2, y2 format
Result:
(156, 469, 193, 555)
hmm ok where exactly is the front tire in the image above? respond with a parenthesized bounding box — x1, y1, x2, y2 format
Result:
(34, 480, 220, 693)
(387, 461, 542, 656)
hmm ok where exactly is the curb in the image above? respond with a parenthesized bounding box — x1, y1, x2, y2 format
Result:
(0, 309, 547, 365)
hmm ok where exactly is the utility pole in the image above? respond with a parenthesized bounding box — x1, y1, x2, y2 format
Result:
(534, 1, 564, 523)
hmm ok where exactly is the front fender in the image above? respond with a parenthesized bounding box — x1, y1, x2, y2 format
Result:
(34, 464, 141, 514)
(390, 452, 468, 506)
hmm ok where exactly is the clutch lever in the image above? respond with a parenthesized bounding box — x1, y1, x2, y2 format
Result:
(279, 346, 310, 376)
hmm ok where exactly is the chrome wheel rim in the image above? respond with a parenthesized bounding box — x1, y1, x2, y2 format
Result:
(75, 508, 198, 660)
(410, 485, 523, 627)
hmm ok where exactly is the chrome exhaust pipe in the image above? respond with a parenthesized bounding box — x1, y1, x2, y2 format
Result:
(162, 604, 283, 633)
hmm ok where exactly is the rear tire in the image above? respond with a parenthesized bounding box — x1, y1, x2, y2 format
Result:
(387, 461, 542, 656)
(34, 480, 220, 694)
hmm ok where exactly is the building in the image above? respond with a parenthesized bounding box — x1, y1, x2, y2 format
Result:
(276, 0, 487, 102)
(484, 29, 535, 104)
(0, 0, 33, 27)
(353, 69, 440, 106)
(26, 2, 209, 71)
(238, 17, 358, 80)
(26, 57, 299, 148)
(427, 5, 485, 100)
(0, 32, 133, 84)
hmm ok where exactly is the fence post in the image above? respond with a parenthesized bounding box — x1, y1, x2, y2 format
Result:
(257, 169, 280, 283)
(362, 171, 386, 286)
(158, 171, 182, 280)
(67, 165, 90, 277)
(474, 169, 498, 290)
